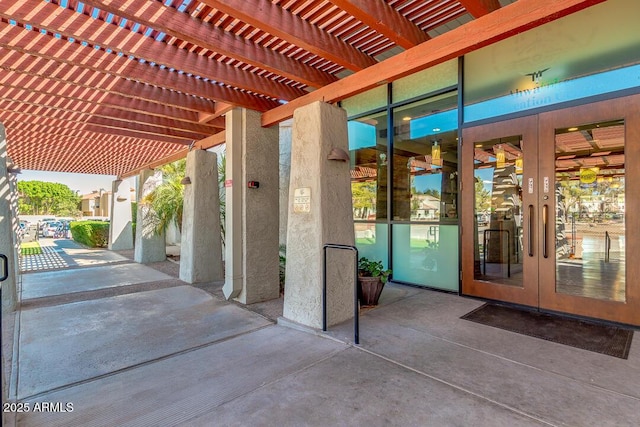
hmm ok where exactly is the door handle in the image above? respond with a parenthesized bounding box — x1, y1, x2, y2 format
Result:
(528, 205, 534, 257)
(542, 204, 549, 258)
(0, 254, 8, 282)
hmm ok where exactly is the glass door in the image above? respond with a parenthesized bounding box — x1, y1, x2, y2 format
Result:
(461, 116, 539, 307)
(462, 94, 640, 326)
(538, 95, 640, 325)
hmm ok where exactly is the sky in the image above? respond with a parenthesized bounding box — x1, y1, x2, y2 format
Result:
(17, 170, 137, 196)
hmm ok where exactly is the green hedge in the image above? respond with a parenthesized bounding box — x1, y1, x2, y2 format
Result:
(70, 221, 110, 248)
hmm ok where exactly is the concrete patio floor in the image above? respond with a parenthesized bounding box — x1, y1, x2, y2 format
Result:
(3, 241, 639, 426)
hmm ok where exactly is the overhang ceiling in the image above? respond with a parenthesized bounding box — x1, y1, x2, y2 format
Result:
(1, 0, 523, 175)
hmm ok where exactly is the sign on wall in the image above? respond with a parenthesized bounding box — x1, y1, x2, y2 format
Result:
(293, 187, 311, 213)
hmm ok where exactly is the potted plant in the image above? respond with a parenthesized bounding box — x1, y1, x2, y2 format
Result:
(357, 257, 392, 306)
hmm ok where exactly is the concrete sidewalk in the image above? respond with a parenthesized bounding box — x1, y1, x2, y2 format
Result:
(3, 247, 639, 426)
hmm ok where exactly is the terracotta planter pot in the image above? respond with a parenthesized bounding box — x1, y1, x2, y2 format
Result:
(358, 276, 385, 306)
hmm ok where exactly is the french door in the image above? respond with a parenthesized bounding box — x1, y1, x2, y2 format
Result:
(461, 94, 640, 326)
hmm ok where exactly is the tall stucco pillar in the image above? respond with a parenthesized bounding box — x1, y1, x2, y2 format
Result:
(134, 169, 166, 263)
(108, 179, 133, 250)
(0, 123, 18, 313)
(179, 149, 223, 283)
(223, 108, 280, 304)
(282, 101, 356, 329)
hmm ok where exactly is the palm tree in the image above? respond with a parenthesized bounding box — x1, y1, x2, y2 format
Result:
(142, 159, 186, 234)
(142, 152, 226, 241)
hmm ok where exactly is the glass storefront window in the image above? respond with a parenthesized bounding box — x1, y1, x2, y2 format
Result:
(392, 92, 459, 221)
(392, 224, 458, 291)
(355, 223, 389, 270)
(349, 110, 388, 220)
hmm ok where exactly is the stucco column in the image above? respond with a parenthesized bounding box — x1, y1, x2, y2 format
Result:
(0, 123, 18, 313)
(108, 179, 133, 250)
(282, 101, 356, 329)
(134, 169, 166, 263)
(179, 149, 223, 283)
(223, 108, 280, 304)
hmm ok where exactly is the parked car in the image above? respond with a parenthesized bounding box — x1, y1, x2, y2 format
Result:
(42, 221, 62, 238)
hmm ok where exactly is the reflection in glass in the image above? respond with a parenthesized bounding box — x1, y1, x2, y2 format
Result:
(391, 224, 458, 291)
(473, 135, 524, 287)
(348, 111, 388, 220)
(555, 120, 625, 302)
(354, 223, 389, 269)
(392, 92, 458, 221)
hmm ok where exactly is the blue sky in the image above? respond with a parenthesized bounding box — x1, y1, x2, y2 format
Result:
(18, 170, 136, 196)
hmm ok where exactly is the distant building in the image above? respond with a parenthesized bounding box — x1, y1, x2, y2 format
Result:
(80, 188, 135, 217)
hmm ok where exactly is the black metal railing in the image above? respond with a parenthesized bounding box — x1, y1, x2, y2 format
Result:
(322, 244, 359, 345)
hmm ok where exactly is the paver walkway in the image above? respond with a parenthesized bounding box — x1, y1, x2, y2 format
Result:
(19, 239, 127, 272)
(4, 243, 639, 426)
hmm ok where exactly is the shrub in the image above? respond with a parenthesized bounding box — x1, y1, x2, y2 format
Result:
(70, 221, 110, 248)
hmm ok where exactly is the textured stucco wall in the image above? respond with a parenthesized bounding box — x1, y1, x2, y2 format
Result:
(283, 102, 356, 329)
(180, 150, 223, 283)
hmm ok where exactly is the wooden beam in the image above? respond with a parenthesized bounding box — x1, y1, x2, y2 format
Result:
(120, 131, 226, 178)
(0, 28, 280, 111)
(262, 0, 605, 127)
(326, 0, 429, 49)
(81, 0, 337, 89)
(200, 0, 377, 71)
(1, 0, 306, 101)
(458, 0, 502, 18)
(0, 80, 221, 133)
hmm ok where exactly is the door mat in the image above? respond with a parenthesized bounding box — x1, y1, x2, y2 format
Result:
(461, 303, 634, 359)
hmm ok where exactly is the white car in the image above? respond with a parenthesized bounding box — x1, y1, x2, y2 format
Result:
(42, 221, 62, 238)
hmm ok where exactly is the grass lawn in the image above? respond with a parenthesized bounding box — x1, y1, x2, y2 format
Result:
(21, 241, 42, 256)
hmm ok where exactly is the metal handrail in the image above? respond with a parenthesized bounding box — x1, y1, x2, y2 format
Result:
(322, 243, 359, 345)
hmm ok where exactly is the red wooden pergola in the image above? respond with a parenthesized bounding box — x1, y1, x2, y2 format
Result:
(0, 0, 603, 177)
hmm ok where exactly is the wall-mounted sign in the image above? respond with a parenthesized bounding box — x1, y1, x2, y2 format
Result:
(293, 187, 311, 213)
(224, 179, 233, 187)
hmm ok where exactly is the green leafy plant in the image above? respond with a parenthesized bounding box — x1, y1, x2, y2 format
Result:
(70, 221, 109, 248)
(358, 257, 392, 283)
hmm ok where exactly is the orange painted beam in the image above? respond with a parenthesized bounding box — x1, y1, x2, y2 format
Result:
(262, 0, 605, 127)
(0, 28, 279, 112)
(327, 0, 429, 49)
(120, 131, 226, 178)
(201, 0, 377, 71)
(458, 0, 502, 18)
(81, 0, 337, 89)
(1, 0, 305, 101)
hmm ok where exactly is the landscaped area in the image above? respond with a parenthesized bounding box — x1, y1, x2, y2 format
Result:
(20, 241, 42, 256)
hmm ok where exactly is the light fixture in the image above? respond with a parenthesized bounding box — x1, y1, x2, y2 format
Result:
(116, 196, 128, 202)
(402, 116, 411, 121)
(7, 166, 21, 174)
(495, 145, 505, 168)
(515, 156, 523, 173)
(379, 152, 387, 166)
(180, 176, 192, 185)
(431, 141, 442, 166)
(568, 127, 579, 132)
(327, 147, 350, 161)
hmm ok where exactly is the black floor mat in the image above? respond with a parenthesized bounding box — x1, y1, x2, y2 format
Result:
(461, 303, 634, 359)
